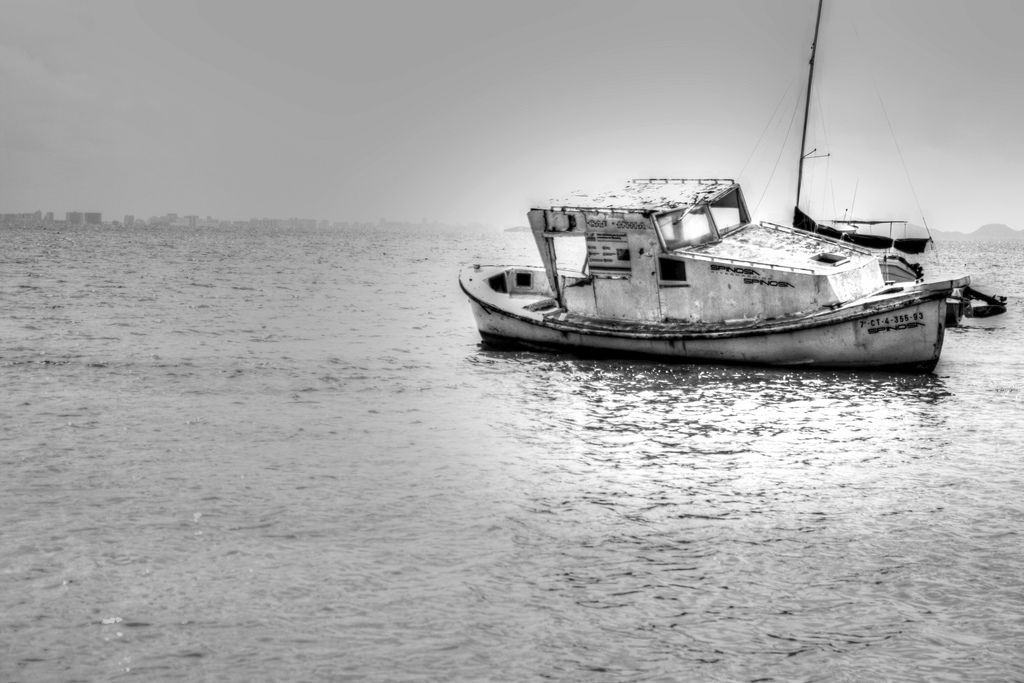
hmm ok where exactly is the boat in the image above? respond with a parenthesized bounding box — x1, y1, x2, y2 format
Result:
(794, 210, 932, 254)
(789, 0, 935, 256)
(794, 209, 931, 254)
(962, 287, 1008, 318)
(789, 0, 1003, 325)
(460, 178, 966, 371)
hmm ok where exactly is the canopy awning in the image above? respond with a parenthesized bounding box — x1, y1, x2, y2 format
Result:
(547, 178, 736, 214)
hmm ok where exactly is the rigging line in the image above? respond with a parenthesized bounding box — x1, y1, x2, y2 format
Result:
(812, 87, 836, 219)
(739, 75, 798, 181)
(753, 84, 804, 216)
(875, 87, 930, 235)
(819, 149, 835, 219)
(818, 152, 830, 219)
(849, 17, 932, 237)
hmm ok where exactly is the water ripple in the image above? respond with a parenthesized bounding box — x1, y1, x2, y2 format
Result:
(1, 225, 1022, 681)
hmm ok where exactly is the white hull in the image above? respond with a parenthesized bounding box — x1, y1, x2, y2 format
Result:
(879, 255, 923, 283)
(462, 266, 952, 372)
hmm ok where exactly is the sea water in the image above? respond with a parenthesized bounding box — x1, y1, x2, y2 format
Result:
(2, 224, 1023, 681)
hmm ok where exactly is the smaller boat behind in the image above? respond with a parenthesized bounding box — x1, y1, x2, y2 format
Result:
(460, 179, 967, 372)
(962, 286, 1008, 318)
(794, 209, 932, 254)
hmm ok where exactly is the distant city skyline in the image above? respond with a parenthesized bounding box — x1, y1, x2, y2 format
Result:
(3, 1, 1023, 231)
(3, 201, 1022, 235)
(5, 205, 1021, 239)
(0, 207, 490, 231)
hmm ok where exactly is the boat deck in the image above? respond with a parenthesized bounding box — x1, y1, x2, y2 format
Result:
(680, 223, 869, 271)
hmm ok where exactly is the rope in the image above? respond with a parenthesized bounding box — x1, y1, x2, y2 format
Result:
(739, 75, 797, 180)
(753, 84, 803, 216)
(849, 17, 932, 238)
(875, 88, 931, 235)
(813, 88, 838, 220)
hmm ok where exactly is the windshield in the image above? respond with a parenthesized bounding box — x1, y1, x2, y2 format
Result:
(656, 207, 714, 250)
(709, 188, 744, 232)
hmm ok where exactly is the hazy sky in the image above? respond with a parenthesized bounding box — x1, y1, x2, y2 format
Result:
(2, 0, 1022, 230)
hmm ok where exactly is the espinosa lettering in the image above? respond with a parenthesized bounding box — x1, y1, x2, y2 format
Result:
(710, 264, 794, 288)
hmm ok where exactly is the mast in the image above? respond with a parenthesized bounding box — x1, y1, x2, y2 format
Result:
(796, 0, 824, 211)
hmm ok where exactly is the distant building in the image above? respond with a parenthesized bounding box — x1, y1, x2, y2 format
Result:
(187, 215, 198, 229)
(124, 215, 135, 227)
(66, 212, 84, 225)
(0, 212, 44, 227)
(84, 212, 102, 225)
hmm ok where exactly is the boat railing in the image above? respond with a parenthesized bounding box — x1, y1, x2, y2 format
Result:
(761, 221, 877, 256)
(546, 206, 648, 215)
(628, 177, 736, 185)
(681, 250, 817, 275)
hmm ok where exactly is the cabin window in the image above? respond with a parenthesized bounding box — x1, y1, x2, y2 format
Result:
(515, 271, 533, 288)
(657, 207, 715, 250)
(488, 273, 507, 293)
(553, 234, 589, 274)
(709, 188, 744, 232)
(658, 258, 687, 283)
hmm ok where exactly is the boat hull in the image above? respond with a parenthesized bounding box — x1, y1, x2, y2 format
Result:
(462, 267, 951, 372)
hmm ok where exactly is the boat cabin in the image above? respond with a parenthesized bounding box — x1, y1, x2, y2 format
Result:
(526, 179, 885, 324)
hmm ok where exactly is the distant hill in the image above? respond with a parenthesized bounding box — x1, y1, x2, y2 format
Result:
(504, 226, 531, 233)
(932, 223, 1023, 241)
(869, 222, 1023, 241)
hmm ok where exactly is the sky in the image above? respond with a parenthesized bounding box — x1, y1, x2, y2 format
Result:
(2, 0, 1022, 230)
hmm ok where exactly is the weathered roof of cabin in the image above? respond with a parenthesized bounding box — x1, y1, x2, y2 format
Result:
(547, 178, 736, 213)
(685, 222, 872, 270)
